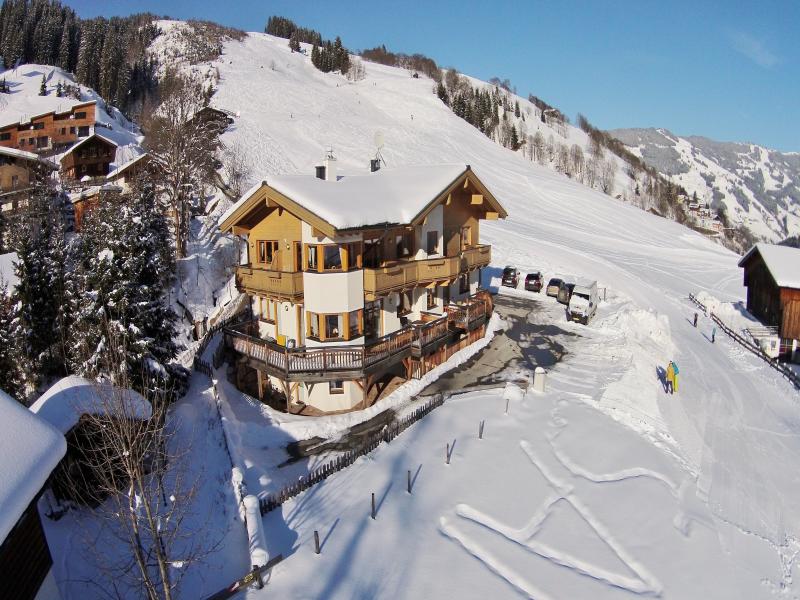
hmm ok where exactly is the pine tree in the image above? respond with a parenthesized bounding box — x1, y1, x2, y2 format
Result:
(514, 100, 520, 118)
(0, 281, 23, 400)
(39, 75, 47, 96)
(72, 188, 179, 394)
(288, 30, 300, 52)
(56, 81, 62, 97)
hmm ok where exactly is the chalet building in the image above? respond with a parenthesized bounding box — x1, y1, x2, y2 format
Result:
(738, 243, 800, 362)
(59, 134, 117, 181)
(0, 147, 58, 215)
(70, 184, 122, 231)
(0, 390, 66, 600)
(106, 153, 149, 193)
(0, 101, 96, 155)
(219, 160, 507, 413)
(189, 106, 233, 137)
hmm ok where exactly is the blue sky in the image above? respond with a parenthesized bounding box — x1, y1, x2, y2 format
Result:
(74, 1, 798, 151)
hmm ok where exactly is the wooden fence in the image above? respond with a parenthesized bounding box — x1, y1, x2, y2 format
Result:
(688, 293, 800, 390)
(258, 393, 446, 515)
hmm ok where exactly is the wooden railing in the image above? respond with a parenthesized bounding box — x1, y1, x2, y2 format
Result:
(235, 265, 303, 300)
(414, 316, 449, 348)
(462, 244, 492, 270)
(362, 261, 417, 298)
(417, 256, 460, 285)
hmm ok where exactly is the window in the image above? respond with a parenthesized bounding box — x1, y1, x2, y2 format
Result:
(459, 274, 469, 294)
(461, 226, 472, 249)
(77, 125, 90, 137)
(396, 232, 413, 258)
(69, 126, 75, 134)
(363, 238, 380, 268)
(259, 297, 275, 322)
(348, 309, 362, 340)
(426, 288, 437, 310)
(36, 136, 48, 148)
(0, 132, 10, 141)
(324, 314, 343, 339)
(309, 312, 320, 338)
(323, 245, 342, 270)
(74, 111, 87, 119)
(33, 122, 44, 130)
(329, 381, 344, 394)
(61, 127, 66, 135)
(364, 300, 381, 340)
(426, 231, 440, 255)
(10, 175, 18, 188)
(306, 244, 318, 271)
(257, 240, 278, 265)
(398, 291, 413, 317)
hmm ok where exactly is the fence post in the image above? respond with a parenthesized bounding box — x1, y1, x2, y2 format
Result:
(446, 443, 450, 465)
(314, 530, 320, 554)
(407, 469, 412, 494)
(371, 493, 376, 520)
(479, 420, 484, 439)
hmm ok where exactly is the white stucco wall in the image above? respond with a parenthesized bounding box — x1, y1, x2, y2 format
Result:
(303, 271, 364, 313)
(414, 204, 443, 259)
(304, 380, 362, 412)
(382, 292, 402, 334)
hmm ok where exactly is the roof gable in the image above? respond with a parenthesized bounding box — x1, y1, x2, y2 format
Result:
(739, 243, 800, 289)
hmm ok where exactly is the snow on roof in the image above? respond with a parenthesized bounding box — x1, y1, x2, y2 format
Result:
(30, 376, 152, 435)
(0, 146, 58, 169)
(0, 252, 18, 293)
(739, 243, 800, 289)
(0, 388, 66, 543)
(60, 132, 118, 158)
(106, 152, 147, 179)
(221, 164, 468, 230)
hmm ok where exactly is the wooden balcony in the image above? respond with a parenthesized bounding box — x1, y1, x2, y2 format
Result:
(445, 293, 490, 332)
(224, 321, 415, 382)
(462, 244, 491, 271)
(235, 265, 303, 301)
(362, 261, 418, 299)
(411, 316, 450, 357)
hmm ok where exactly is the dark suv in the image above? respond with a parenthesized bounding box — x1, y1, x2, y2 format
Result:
(501, 266, 519, 288)
(525, 272, 543, 292)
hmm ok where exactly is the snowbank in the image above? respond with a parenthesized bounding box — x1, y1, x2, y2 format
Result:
(0, 252, 18, 293)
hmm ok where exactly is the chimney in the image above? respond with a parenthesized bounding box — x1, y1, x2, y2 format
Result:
(370, 158, 381, 173)
(323, 148, 337, 181)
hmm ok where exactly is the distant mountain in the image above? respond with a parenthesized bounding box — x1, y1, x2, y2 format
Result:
(610, 128, 800, 242)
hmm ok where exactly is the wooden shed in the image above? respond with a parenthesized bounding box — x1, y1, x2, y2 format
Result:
(738, 243, 800, 361)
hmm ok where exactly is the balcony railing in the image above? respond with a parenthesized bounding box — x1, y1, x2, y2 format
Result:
(235, 265, 303, 301)
(223, 293, 491, 379)
(364, 246, 492, 300)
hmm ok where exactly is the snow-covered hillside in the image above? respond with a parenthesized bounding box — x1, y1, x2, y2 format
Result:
(0, 63, 142, 166)
(611, 127, 800, 242)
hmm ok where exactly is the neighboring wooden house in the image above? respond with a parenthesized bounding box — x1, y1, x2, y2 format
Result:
(70, 184, 122, 231)
(0, 101, 96, 154)
(105, 153, 149, 193)
(0, 389, 66, 600)
(189, 106, 233, 137)
(59, 134, 117, 181)
(219, 159, 507, 413)
(0, 146, 58, 214)
(738, 243, 800, 362)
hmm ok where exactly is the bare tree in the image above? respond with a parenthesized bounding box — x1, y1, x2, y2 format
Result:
(143, 72, 220, 258)
(345, 57, 367, 81)
(532, 131, 545, 164)
(546, 134, 556, 162)
(222, 141, 251, 199)
(59, 330, 216, 600)
(569, 144, 584, 181)
(601, 159, 617, 194)
(556, 143, 570, 174)
(585, 157, 599, 188)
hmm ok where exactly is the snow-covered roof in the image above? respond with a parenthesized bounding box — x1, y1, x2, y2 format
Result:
(221, 164, 504, 233)
(738, 243, 800, 289)
(0, 388, 66, 543)
(30, 376, 152, 435)
(106, 152, 147, 179)
(0, 252, 18, 293)
(0, 146, 58, 169)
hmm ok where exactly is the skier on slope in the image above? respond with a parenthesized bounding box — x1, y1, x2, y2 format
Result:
(711, 326, 717, 343)
(666, 361, 675, 394)
(693, 312, 698, 327)
(671, 361, 679, 393)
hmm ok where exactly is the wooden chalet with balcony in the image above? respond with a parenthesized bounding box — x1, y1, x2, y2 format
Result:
(59, 133, 117, 181)
(0, 100, 96, 155)
(219, 159, 507, 413)
(739, 243, 800, 362)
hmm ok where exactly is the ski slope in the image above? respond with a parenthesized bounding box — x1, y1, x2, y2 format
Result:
(187, 32, 800, 598)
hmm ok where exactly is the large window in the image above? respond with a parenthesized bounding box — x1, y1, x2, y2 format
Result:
(426, 230, 440, 256)
(305, 243, 362, 272)
(307, 310, 363, 341)
(258, 297, 275, 323)
(426, 288, 437, 310)
(459, 274, 469, 294)
(329, 381, 344, 394)
(257, 240, 278, 265)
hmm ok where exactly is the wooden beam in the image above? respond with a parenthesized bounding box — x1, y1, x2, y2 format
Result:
(232, 225, 250, 236)
(463, 177, 470, 189)
(471, 194, 484, 205)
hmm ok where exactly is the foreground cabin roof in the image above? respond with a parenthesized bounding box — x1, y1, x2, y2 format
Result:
(738, 243, 800, 290)
(220, 164, 507, 237)
(0, 389, 66, 542)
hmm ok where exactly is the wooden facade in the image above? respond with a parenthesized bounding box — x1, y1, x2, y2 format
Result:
(740, 245, 800, 350)
(0, 497, 54, 600)
(0, 101, 96, 154)
(60, 134, 117, 181)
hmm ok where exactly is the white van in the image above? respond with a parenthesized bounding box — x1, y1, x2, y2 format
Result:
(568, 280, 598, 324)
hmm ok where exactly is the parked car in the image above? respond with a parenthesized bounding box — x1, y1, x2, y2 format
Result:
(557, 281, 576, 305)
(546, 277, 562, 297)
(525, 271, 543, 292)
(568, 280, 599, 324)
(502, 266, 520, 288)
